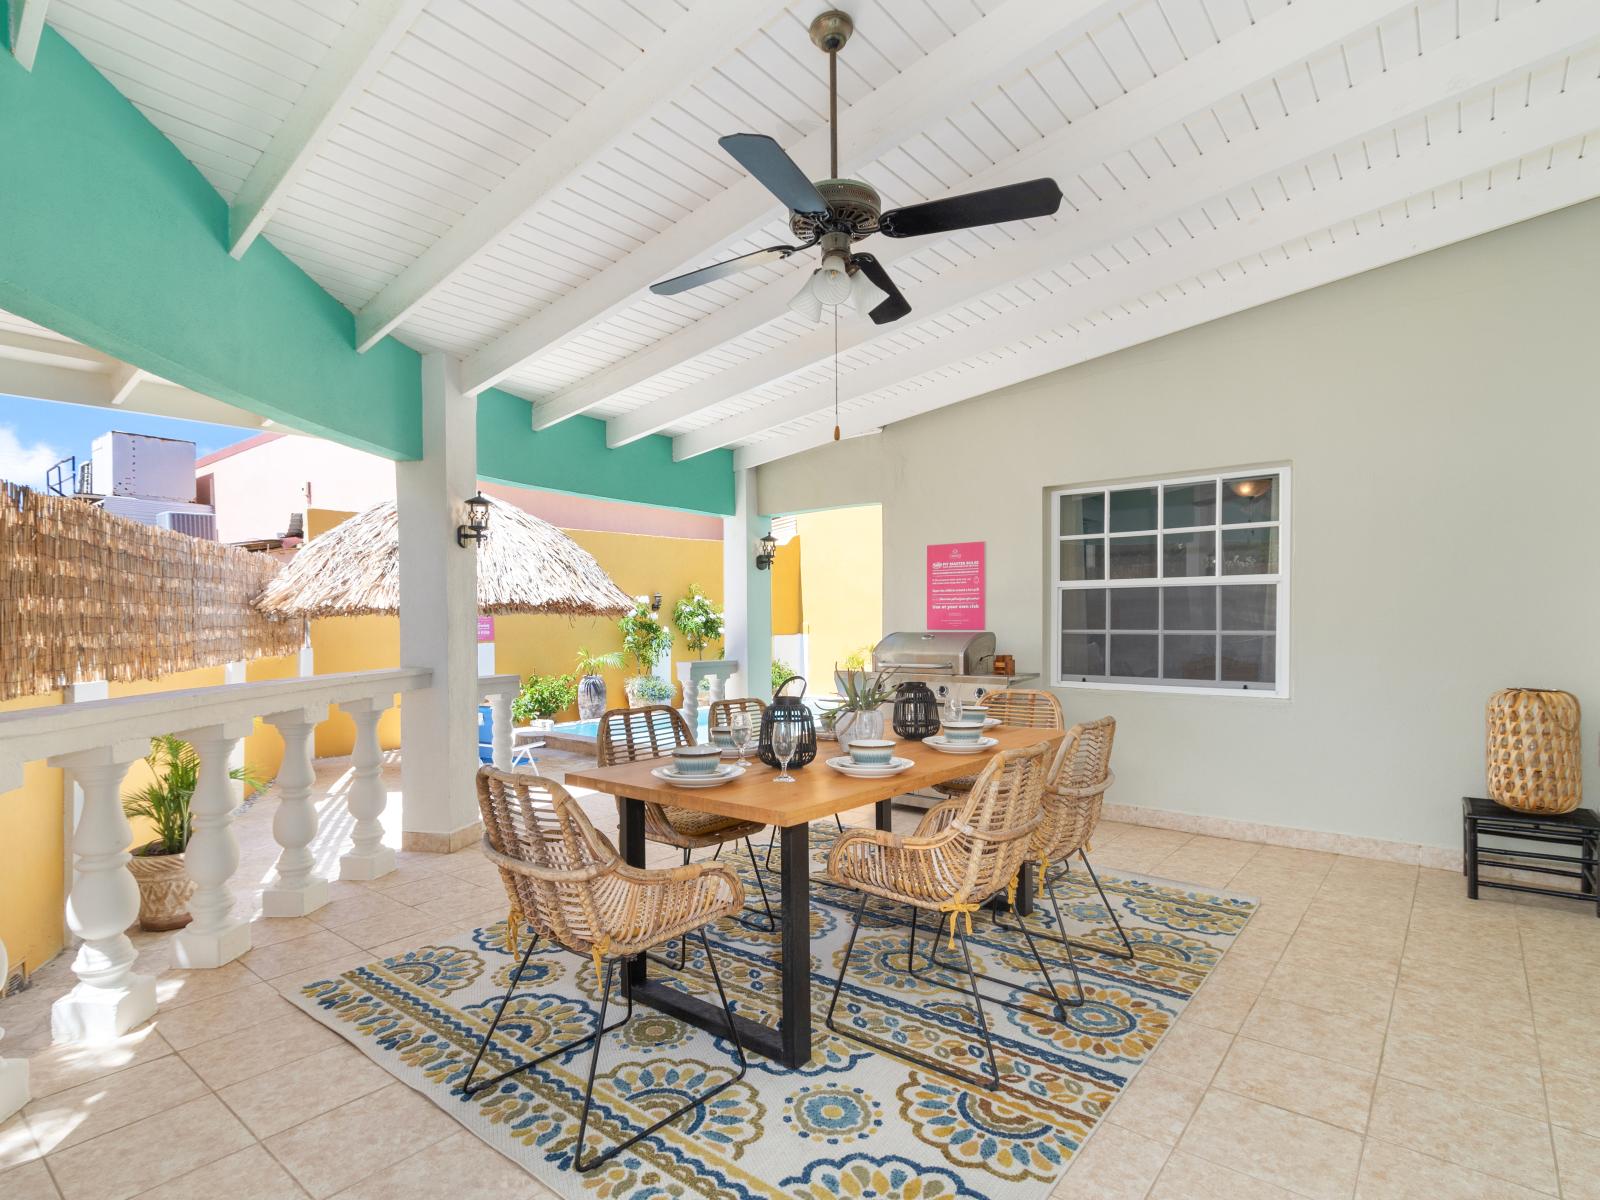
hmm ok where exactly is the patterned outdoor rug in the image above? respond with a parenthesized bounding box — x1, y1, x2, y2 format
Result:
(288, 833, 1255, 1200)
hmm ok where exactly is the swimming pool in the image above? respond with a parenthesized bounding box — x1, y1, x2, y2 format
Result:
(551, 710, 712, 740)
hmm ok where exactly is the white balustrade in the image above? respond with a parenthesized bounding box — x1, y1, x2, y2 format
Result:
(261, 705, 331, 917)
(481, 674, 519, 771)
(0, 937, 28, 1118)
(171, 721, 254, 968)
(339, 698, 396, 881)
(46, 746, 155, 1043)
(677, 659, 739, 733)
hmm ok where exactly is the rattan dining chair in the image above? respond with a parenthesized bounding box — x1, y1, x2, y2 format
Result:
(824, 742, 1069, 1089)
(461, 768, 746, 1172)
(931, 688, 1064, 801)
(596, 705, 776, 962)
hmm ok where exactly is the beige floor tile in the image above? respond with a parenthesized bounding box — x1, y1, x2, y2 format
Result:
(217, 1043, 393, 1138)
(1238, 995, 1387, 1073)
(1378, 1028, 1546, 1120)
(265, 1082, 458, 1198)
(1144, 1021, 1234, 1086)
(1053, 1123, 1170, 1199)
(23, 1055, 208, 1154)
(1105, 1065, 1206, 1145)
(1367, 1077, 1557, 1194)
(0, 1159, 60, 1200)
(1544, 1065, 1600, 1137)
(410, 889, 507, 925)
(44, 1094, 253, 1200)
(1385, 984, 1535, 1057)
(1355, 1138, 1552, 1199)
(375, 873, 491, 909)
(153, 982, 298, 1050)
(0, 1114, 43, 1170)
(179, 1009, 343, 1089)
(327, 906, 439, 951)
(1176, 1090, 1362, 1200)
(327, 1129, 535, 1200)
(246, 918, 324, 949)
(1260, 960, 1394, 1022)
(135, 1144, 306, 1200)
(1179, 979, 1259, 1034)
(153, 962, 259, 1010)
(1148, 1150, 1299, 1199)
(22, 1027, 173, 1100)
(1214, 1037, 1375, 1132)
(304, 891, 415, 932)
(241, 930, 364, 981)
(1275, 932, 1399, 986)
(1552, 1126, 1600, 1200)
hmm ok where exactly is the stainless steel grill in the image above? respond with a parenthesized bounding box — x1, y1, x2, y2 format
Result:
(871, 631, 996, 676)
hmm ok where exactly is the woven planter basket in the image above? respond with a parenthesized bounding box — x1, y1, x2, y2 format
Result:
(1486, 688, 1582, 814)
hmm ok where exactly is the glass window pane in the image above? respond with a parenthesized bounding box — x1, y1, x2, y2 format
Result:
(1222, 475, 1279, 524)
(1060, 539, 1104, 581)
(1108, 634, 1158, 678)
(1109, 535, 1157, 579)
(1060, 588, 1106, 630)
(1163, 634, 1217, 681)
(1220, 528, 1278, 575)
(1109, 487, 1158, 533)
(1164, 481, 1216, 529)
(1220, 585, 1277, 631)
(1059, 493, 1104, 536)
(1164, 585, 1216, 631)
(1110, 587, 1159, 630)
(1060, 633, 1106, 677)
(1163, 530, 1215, 577)
(1221, 635, 1276, 684)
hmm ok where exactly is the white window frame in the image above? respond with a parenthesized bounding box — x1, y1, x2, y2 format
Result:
(1049, 465, 1291, 699)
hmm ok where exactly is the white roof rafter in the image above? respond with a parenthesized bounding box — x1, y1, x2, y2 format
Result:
(7, 0, 48, 71)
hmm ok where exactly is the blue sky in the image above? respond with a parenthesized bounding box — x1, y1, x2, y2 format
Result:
(0, 394, 248, 490)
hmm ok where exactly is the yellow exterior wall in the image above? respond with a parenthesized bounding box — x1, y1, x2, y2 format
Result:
(770, 537, 803, 636)
(794, 506, 884, 684)
(0, 691, 65, 973)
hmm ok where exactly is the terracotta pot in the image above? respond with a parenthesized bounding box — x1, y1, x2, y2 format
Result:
(127, 847, 195, 931)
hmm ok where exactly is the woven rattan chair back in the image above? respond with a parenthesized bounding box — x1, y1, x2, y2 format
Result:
(982, 688, 1064, 730)
(707, 697, 765, 731)
(596, 704, 692, 766)
(1037, 717, 1116, 865)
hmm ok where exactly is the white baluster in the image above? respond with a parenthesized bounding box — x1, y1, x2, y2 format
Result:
(488, 691, 512, 771)
(46, 746, 155, 1043)
(171, 721, 254, 969)
(0, 935, 27, 1118)
(261, 705, 331, 917)
(339, 698, 396, 881)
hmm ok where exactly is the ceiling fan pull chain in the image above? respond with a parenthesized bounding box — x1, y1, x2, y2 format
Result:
(833, 308, 841, 442)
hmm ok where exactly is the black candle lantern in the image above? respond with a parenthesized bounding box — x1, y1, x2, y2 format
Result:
(759, 676, 817, 769)
(892, 681, 940, 740)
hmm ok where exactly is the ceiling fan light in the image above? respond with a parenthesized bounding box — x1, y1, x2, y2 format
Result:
(812, 252, 853, 305)
(788, 276, 824, 321)
(848, 267, 889, 315)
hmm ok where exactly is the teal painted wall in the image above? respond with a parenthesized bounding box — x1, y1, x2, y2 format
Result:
(0, 11, 734, 515)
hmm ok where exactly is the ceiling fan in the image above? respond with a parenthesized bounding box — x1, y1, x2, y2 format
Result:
(649, 9, 1064, 326)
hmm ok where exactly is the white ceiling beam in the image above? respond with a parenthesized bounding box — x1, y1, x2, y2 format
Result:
(0, 327, 113, 372)
(738, 143, 1600, 469)
(107, 363, 146, 406)
(227, 0, 426, 260)
(681, 74, 1600, 459)
(7, 0, 48, 71)
(354, 0, 791, 353)
(464, 0, 1128, 399)
(592, 0, 1414, 443)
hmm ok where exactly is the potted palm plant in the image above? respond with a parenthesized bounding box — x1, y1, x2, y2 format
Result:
(123, 735, 264, 931)
(574, 646, 624, 720)
(619, 596, 673, 706)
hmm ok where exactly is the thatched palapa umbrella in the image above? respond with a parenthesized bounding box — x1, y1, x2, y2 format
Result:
(253, 496, 633, 618)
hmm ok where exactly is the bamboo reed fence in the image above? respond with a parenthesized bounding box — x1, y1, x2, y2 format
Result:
(0, 484, 302, 700)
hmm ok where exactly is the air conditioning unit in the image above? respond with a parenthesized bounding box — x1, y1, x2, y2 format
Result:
(157, 510, 218, 540)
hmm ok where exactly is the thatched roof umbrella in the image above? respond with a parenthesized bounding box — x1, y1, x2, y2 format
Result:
(253, 495, 633, 619)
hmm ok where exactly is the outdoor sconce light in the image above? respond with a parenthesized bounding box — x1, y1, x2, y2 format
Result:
(457, 492, 491, 548)
(650, 592, 663, 611)
(755, 533, 778, 571)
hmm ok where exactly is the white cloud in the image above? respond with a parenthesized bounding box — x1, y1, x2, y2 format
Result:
(0, 424, 65, 489)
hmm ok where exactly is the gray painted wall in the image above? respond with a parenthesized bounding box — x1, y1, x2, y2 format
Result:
(757, 198, 1600, 852)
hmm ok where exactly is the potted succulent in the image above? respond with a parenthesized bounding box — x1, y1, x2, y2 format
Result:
(574, 646, 624, 720)
(123, 735, 264, 931)
(822, 665, 900, 747)
(512, 672, 578, 727)
(671, 585, 725, 659)
(619, 596, 673, 706)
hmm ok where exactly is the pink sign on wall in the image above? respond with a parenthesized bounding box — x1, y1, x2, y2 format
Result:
(927, 541, 986, 630)
(476, 616, 495, 643)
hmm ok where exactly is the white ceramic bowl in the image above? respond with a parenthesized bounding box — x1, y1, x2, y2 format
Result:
(848, 738, 896, 766)
(672, 744, 725, 775)
(941, 718, 986, 743)
(708, 725, 735, 749)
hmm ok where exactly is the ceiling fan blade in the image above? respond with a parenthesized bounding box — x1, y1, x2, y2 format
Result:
(719, 133, 830, 217)
(877, 178, 1064, 239)
(850, 253, 911, 325)
(650, 243, 811, 296)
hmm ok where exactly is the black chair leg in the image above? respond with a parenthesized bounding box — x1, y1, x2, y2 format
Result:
(996, 850, 1137, 962)
(912, 895, 1083, 1018)
(736, 837, 779, 932)
(1077, 850, 1137, 960)
(572, 929, 748, 1172)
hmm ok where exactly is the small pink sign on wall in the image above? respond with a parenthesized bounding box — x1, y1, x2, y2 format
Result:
(927, 541, 986, 630)
(476, 616, 495, 643)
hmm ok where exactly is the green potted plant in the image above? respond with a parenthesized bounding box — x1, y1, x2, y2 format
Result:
(671, 585, 725, 659)
(512, 673, 578, 726)
(822, 665, 900, 747)
(619, 596, 673, 706)
(574, 646, 624, 720)
(629, 675, 676, 706)
(772, 658, 800, 694)
(123, 735, 264, 931)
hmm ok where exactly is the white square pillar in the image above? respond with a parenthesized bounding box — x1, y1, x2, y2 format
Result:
(397, 353, 482, 853)
(722, 467, 774, 702)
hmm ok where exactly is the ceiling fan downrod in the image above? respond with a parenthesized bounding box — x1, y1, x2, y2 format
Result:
(809, 10, 853, 179)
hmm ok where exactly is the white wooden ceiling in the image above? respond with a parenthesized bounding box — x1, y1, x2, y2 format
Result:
(38, 0, 1600, 468)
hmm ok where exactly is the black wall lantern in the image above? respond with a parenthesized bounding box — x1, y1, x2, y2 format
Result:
(758, 677, 817, 769)
(754, 533, 778, 571)
(457, 492, 491, 548)
(892, 681, 941, 740)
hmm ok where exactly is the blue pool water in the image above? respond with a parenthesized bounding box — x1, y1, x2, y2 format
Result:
(552, 710, 712, 739)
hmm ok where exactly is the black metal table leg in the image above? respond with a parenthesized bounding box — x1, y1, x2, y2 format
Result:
(875, 798, 893, 831)
(779, 823, 813, 1068)
(620, 796, 647, 993)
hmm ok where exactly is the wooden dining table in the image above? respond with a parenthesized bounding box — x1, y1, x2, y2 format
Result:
(563, 725, 1062, 1069)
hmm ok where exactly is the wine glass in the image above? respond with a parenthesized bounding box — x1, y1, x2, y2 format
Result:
(772, 721, 798, 784)
(730, 710, 752, 768)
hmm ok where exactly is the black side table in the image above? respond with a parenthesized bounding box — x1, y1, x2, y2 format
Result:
(1462, 796, 1600, 916)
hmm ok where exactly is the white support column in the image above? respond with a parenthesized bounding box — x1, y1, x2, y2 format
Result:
(0, 937, 28, 1117)
(722, 467, 774, 702)
(47, 745, 155, 1043)
(340, 697, 396, 881)
(171, 721, 254, 969)
(487, 691, 512, 772)
(261, 705, 331, 917)
(397, 353, 482, 852)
